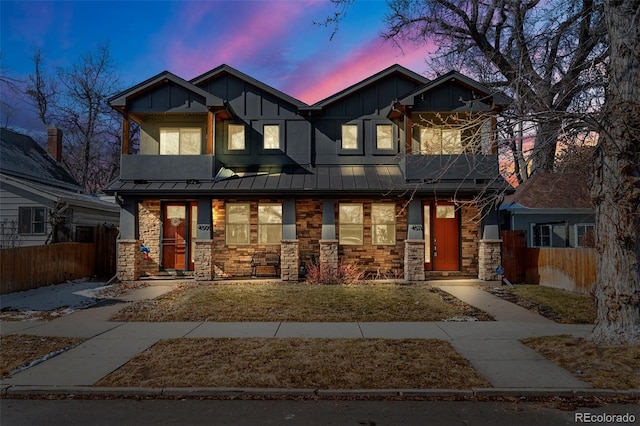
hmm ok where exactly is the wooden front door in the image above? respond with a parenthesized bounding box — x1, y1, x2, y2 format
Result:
(161, 202, 197, 271)
(424, 203, 460, 271)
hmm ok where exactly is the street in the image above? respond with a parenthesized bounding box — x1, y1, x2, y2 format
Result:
(2, 399, 639, 426)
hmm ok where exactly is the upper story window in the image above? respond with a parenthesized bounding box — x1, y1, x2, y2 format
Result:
(258, 203, 282, 245)
(263, 124, 280, 150)
(160, 128, 201, 155)
(376, 125, 393, 150)
(339, 203, 363, 245)
(226, 203, 250, 245)
(228, 124, 246, 151)
(341, 124, 359, 150)
(371, 204, 396, 245)
(414, 127, 462, 155)
(18, 207, 46, 235)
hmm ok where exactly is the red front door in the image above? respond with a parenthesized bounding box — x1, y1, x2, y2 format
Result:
(162, 203, 197, 271)
(424, 203, 460, 271)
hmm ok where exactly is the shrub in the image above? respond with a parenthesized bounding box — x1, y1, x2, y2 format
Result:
(304, 261, 365, 285)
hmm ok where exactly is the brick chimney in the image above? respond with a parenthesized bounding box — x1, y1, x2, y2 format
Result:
(47, 127, 63, 161)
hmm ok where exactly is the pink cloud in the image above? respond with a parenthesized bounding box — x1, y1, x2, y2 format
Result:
(289, 36, 436, 104)
(165, 1, 323, 80)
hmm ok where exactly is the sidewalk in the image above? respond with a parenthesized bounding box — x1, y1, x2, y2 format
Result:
(0, 281, 605, 396)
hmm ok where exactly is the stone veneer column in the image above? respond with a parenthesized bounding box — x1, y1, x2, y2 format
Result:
(319, 239, 338, 277)
(280, 240, 299, 281)
(117, 239, 141, 281)
(404, 240, 426, 282)
(478, 239, 502, 281)
(194, 239, 215, 281)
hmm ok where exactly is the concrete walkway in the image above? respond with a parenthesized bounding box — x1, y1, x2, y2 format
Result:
(0, 281, 597, 393)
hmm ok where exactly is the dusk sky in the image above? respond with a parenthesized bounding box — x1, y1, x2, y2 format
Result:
(1, 0, 436, 133)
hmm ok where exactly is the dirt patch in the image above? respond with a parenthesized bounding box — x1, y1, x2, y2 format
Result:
(523, 335, 640, 390)
(1, 334, 84, 377)
(96, 338, 491, 389)
(110, 283, 494, 322)
(486, 285, 596, 324)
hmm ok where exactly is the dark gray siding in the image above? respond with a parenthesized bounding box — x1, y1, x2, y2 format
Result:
(128, 82, 208, 113)
(412, 81, 493, 111)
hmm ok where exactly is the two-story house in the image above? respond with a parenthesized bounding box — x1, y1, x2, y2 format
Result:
(106, 64, 510, 282)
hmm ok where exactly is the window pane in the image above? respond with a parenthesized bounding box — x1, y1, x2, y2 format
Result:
(441, 129, 462, 154)
(226, 203, 250, 245)
(339, 204, 363, 245)
(424, 205, 431, 263)
(372, 204, 395, 245)
(263, 125, 280, 149)
(18, 207, 31, 234)
(33, 208, 46, 234)
(341, 124, 358, 150)
(227, 224, 249, 245)
(577, 224, 595, 247)
(436, 205, 455, 219)
(376, 125, 393, 150)
(258, 204, 282, 245)
(180, 129, 201, 155)
(227, 203, 250, 223)
(418, 127, 440, 154)
(228, 124, 245, 150)
(160, 129, 180, 155)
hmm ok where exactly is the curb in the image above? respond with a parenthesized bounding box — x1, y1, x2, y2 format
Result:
(2, 386, 639, 400)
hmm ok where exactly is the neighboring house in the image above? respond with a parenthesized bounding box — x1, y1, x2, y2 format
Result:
(106, 64, 511, 281)
(0, 127, 120, 248)
(500, 173, 595, 248)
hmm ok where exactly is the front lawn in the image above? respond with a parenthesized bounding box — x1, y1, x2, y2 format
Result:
(110, 282, 493, 322)
(523, 335, 640, 390)
(0, 334, 83, 377)
(487, 285, 596, 324)
(96, 338, 491, 389)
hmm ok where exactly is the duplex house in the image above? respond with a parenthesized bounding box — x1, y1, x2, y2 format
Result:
(106, 64, 510, 282)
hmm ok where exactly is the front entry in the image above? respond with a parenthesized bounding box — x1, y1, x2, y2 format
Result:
(161, 202, 197, 271)
(424, 203, 460, 271)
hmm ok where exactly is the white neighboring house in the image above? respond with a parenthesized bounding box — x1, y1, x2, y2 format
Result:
(0, 127, 120, 248)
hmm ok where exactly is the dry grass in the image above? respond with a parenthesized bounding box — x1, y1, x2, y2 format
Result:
(523, 335, 640, 389)
(110, 283, 493, 322)
(96, 338, 490, 389)
(0, 334, 83, 377)
(488, 285, 596, 324)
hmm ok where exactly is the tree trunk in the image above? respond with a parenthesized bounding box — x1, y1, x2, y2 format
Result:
(589, 0, 640, 344)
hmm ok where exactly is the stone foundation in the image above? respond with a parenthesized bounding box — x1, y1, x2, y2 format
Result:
(319, 239, 338, 277)
(478, 239, 502, 281)
(194, 239, 214, 281)
(404, 240, 426, 281)
(117, 239, 141, 281)
(280, 239, 299, 281)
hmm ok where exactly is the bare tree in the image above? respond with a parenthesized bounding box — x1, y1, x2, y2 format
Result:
(25, 43, 122, 193)
(0, 52, 22, 128)
(325, 0, 608, 183)
(589, 0, 640, 344)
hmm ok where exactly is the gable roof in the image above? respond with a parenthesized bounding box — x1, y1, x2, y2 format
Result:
(502, 172, 592, 210)
(397, 70, 513, 109)
(190, 64, 308, 109)
(109, 70, 225, 110)
(306, 64, 430, 110)
(0, 128, 80, 191)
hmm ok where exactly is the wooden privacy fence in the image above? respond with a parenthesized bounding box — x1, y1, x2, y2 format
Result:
(1, 243, 95, 294)
(501, 230, 596, 294)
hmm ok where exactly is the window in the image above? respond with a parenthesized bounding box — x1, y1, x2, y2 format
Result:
(415, 127, 462, 154)
(341, 124, 358, 150)
(226, 203, 250, 245)
(18, 207, 46, 235)
(532, 224, 552, 247)
(228, 124, 245, 150)
(258, 204, 282, 244)
(436, 205, 456, 219)
(376, 124, 393, 150)
(372, 204, 396, 245)
(576, 224, 595, 247)
(339, 203, 363, 245)
(263, 125, 280, 150)
(159, 128, 201, 155)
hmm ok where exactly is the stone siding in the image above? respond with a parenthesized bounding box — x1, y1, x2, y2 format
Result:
(138, 200, 161, 275)
(117, 239, 141, 281)
(280, 239, 299, 281)
(194, 239, 214, 281)
(478, 239, 502, 281)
